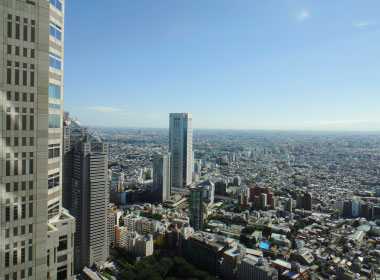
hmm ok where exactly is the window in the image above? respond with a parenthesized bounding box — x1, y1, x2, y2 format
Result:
(30, 115, 34, 130)
(49, 104, 61, 110)
(48, 144, 60, 158)
(5, 252, 10, 267)
(31, 49, 35, 58)
(15, 69, 20, 85)
(7, 68, 11, 84)
(23, 24, 28, 41)
(30, 72, 35, 87)
(58, 235, 68, 251)
(7, 91, 11, 100)
(6, 160, 11, 176)
(7, 21, 12, 37)
(16, 46, 20, 56)
(49, 114, 60, 128)
(22, 205, 26, 218)
(28, 246, 33, 261)
(6, 137, 11, 146)
(23, 70, 27, 86)
(6, 207, 10, 221)
(29, 159, 33, 174)
(49, 84, 61, 99)
(7, 45, 11, 54)
(15, 92, 19, 101)
(50, 0, 62, 11)
(14, 160, 19, 175)
(15, 137, 19, 146)
(30, 137, 34, 145)
(16, 23, 20, 39)
(6, 183, 11, 192)
(29, 203, 33, 217)
(13, 250, 18, 265)
(22, 115, 27, 130)
(48, 173, 60, 189)
(31, 26, 35, 42)
(49, 52, 61, 70)
(50, 21, 62, 40)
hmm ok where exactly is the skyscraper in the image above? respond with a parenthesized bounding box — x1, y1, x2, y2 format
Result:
(152, 152, 171, 203)
(188, 185, 204, 231)
(62, 113, 109, 272)
(1, 1, 76, 279)
(169, 113, 193, 189)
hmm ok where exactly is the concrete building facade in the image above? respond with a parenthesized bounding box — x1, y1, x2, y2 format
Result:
(152, 152, 171, 203)
(1, 1, 76, 279)
(62, 113, 109, 273)
(169, 113, 193, 189)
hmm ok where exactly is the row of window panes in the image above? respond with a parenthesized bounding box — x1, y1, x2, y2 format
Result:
(6, 114, 34, 131)
(48, 173, 60, 189)
(49, 114, 60, 128)
(5, 181, 34, 192)
(49, 103, 61, 110)
(4, 268, 33, 280)
(6, 91, 35, 102)
(48, 147, 60, 158)
(50, 21, 62, 41)
(7, 21, 35, 42)
(50, 0, 63, 11)
(6, 68, 35, 86)
(5, 159, 34, 176)
(49, 84, 61, 99)
(7, 45, 35, 58)
(4, 246, 33, 267)
(5, 203, 33, 221)
(6, 137, 34, 147)
(49, 52, 62, 70)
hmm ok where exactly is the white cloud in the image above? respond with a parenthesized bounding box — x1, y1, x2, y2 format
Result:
(296, 10, 309, 21)
(307, 120, 380, 126)
(87, 106, 124, 113)
(354, 21, 374, 27)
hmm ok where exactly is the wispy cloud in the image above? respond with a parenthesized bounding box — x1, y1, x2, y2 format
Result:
(296, 10, 309, 21)
(87, 106, 123, 113)
(307, 120, 380, 126)
(145, 113, 162, 118)
(353, 21, 375, 27)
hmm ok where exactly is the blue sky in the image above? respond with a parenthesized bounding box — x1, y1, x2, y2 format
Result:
(63, 0, 380, 130)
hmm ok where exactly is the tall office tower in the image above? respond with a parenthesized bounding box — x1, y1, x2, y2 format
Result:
(152, 152, 171, 203)
(62, 113, 109, 273)
(1, 1, 76, 279)
(296, 191, 312, 211)
(169, 113, 193, 189)
(188, 185, 204, 231)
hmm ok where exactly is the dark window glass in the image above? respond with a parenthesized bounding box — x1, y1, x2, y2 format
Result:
(22, 137, 27, 146)
(15, 92, 19, 101)
(6, 115, 11, 130)
(14, 206, 18, 220)
(6, 183, 11, 192)
(14, 160, 19, 175)
(23, 25, 28, 41)
(7, 68, 12, 84)
(7, 91, 11, 100)
(6, 137, 11, 146)
(30, 93, 34, 102)
(15, 138, 19, 146)
(29, 203, 33, 217)
(31, 27, 35, 42)
(29, 159, 33, 174)
(23, 48, 27, 57)
(22, 160, 26, 175)
(7, 21, 12, 37)
(30, 116, 34, 130)
(16, 23, 20, 39)
(7, 45, 11, 54)
(23, 70, 27, 86)
(22, 115, 27, 130)
(30, 72, 35, 87)
(14, 115, 19, 130)
(15, 69, 20, 85)
(15, 46, 20, 55)
(6, 160, 10, 176)
(31, 49, 35, 58)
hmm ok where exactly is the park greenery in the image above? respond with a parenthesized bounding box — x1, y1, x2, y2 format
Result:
(110, 248, 216, 280)
(140, 211, 163, 221)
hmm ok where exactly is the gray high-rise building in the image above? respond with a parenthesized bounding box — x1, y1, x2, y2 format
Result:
(63, 113, 109, 273)
(152, 152, 171, 203)
(1, 1, 76, 279)
(169, 113, 193, 189)
(188, 185, 204, 231)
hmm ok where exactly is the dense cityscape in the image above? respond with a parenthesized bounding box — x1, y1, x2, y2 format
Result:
(1, 1, 380, 280)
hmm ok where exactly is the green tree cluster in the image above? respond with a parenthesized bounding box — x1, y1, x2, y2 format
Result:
(112, 248, 216, 280)
(140, 211, 163, 221)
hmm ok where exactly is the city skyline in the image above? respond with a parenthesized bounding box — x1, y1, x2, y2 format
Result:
(62, 0, 380, 131)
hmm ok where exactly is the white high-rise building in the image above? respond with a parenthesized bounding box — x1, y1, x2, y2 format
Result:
(1, 1, 75, 279)
(169, 113, 193, 189)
